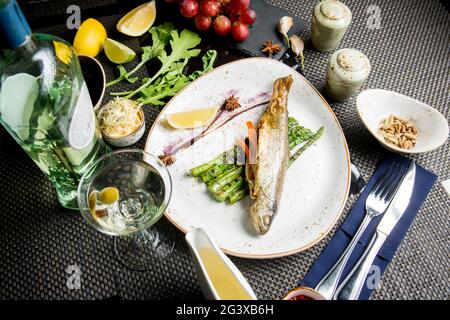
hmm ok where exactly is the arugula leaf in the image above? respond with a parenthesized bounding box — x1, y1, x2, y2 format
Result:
(108, 27, 215, 106)
(124, 29, 202, 99)
(105, 23, 175, 88)
(143, 22, 176, 61)
(118, 65, 138, 84)
(138, 50, 217, 106)
(153, 22, 176, 44)
(188, 49, 217, 80)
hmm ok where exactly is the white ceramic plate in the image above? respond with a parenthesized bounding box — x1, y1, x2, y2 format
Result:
(145, 58, 350, 259)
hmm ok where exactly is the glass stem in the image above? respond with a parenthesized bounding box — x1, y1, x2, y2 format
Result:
(133, 228, 160, 249)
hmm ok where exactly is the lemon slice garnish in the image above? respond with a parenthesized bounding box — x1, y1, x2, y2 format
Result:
(99, 187, 120, 205)
(167, 106, 219, 129)
(117, 1, 157, 37)
(88, 191, 98, 215)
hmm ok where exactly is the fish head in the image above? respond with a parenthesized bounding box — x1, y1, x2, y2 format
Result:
(250, 203, 275, 235)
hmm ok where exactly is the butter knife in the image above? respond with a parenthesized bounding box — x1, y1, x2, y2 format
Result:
(334, 161, 416, 300)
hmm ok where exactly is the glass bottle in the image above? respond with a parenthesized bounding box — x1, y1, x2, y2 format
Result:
(0, 0, 109, 209)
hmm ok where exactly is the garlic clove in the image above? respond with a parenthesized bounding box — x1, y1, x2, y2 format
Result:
(289, 34, 305, 71)
(289, 35, 304, 57)
(278, 16, 294, 45)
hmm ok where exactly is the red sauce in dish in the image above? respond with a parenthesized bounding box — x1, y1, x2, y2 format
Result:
(289, 295, 314, 301)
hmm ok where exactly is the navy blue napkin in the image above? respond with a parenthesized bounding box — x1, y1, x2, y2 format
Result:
(301, 153, 437, 300)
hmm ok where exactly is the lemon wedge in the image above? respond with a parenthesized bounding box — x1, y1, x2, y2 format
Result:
(117, 1, 157, 37)
(104, 38, 136, 64)
(53, 41, 73, 64)
(99, 187, 120, 205)
(167, 106, 218, 129)
(88, 191, 98, 215)
(73, 18, 107, 57)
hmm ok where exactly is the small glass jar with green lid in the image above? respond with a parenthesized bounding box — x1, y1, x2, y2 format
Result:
(325, 48, 371, 102)
(311, 0, 352, 52)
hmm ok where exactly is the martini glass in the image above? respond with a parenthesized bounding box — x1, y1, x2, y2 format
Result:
(78, 149, 174, 270)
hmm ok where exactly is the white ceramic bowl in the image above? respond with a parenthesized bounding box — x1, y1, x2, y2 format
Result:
(356, 89, 449, 154)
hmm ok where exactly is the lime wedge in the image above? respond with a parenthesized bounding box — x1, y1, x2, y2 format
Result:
(104, 38, 136, 64)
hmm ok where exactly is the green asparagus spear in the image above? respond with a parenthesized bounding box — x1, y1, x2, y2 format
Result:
(201, 163, 234, 184)
(288, 117, 299, 131)
(208, 166, 244, 194)
(214, 177, 245, 202)
(289, 127, 324, 166)
(288, 117, 314, 150)
(228, 188, 248, 205)
(289, 128, 314, 150)
(190, 147, 237, 177)
(190, 156, 222, 177)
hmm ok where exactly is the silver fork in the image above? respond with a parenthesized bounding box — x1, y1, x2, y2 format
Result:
(314, 161, 407, 300)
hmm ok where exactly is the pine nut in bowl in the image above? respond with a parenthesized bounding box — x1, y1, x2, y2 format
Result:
(356, 89, 449, 154)
(97, 98, 146, 147)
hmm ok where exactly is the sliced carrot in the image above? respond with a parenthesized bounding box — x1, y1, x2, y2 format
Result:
(246, 121, 258, 165)
(235, 138, 249, 159)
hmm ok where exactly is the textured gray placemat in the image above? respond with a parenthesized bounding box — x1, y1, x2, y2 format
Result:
(0, 0, 448, 300)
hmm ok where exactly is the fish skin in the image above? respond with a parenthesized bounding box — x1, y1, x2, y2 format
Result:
(248, 76, 293, 235)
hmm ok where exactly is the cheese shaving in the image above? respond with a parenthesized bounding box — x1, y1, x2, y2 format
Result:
(97, 98, 143, 138)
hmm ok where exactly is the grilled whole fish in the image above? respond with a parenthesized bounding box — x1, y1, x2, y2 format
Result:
(247, 76, 293, 235)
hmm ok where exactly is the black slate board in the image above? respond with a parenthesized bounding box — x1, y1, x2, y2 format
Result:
(231, 0, 305, 59)
(156, 0, 305, 60)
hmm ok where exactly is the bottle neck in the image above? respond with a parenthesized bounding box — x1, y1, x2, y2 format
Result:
(14, 34, 37, 53)
(0, 34, 36, 63)
(0, 0, 32, 49)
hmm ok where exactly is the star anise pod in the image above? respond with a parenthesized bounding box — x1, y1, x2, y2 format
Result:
(223, 95, 241, 111)
(159, 154, 175, 166)
(261, 40, 282, 58)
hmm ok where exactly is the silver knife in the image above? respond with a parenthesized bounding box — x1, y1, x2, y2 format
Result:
(334, 161, 416, 300)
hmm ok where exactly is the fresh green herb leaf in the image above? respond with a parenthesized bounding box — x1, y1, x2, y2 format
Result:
(138, 50, 217, 106)
(188, 49, 217, 80)
(123, 29, 202, 99)
(105, 23, 176, 88)
(152, 22, 177, 45)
